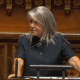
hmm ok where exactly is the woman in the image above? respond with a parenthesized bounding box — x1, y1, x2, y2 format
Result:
(8, 6, 80, 78)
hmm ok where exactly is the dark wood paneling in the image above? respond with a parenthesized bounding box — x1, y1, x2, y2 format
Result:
(12, 0, 25, 8)
(0, 44, 7, 80)
(0, 0, 6, 8)
(7, 44, 13, 75)
(51, 0, 65, 9)
(0, 8, 29, 32)
(0, 6, 80, 33)
(51, 9, 80, 33)
(0, 33, 80, 80)
(32, 0, 45, 8)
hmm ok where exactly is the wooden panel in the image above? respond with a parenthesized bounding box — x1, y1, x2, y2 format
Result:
(12, 44, 17, 74)
(51, 9, 80, 33)
(51, 0, 65, 9)
(0, 8, 29, 32)
(0, 8, 80, 33)
(0, 0, 80, 33)
(0, 43, 7, 80)
(70, 44, 80, 53)
(7, 43, 13, 76)
(32, 0, 45, 8)
(12, 0, 25, 8)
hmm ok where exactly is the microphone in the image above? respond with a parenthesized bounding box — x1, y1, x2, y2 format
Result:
(14, 40, 45, 78)
(63, 38, 80, 53)
(18, 40, 45, 57)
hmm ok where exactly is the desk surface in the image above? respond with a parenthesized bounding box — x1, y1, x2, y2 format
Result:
(7, 76, 80, 80)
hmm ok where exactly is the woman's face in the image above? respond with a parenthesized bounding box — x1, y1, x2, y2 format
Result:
(28, 17, 44, 38)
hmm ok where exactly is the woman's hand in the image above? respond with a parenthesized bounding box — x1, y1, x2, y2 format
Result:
(8, 73, 21, 79)
(68, 56, 80, 72)
(8, 58, 24, 79)
(8, 74, 15, 79)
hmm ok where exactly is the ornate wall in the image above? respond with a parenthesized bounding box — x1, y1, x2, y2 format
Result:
(0, 0, 80, 80)
(0, 0, 80, 33)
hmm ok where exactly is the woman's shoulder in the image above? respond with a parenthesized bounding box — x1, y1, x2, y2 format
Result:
(52, 32, 66, 44)
(53, 32, 66, 41)
(54, 32, 65, 37)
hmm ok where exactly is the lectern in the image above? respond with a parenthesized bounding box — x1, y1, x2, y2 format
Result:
(30, 65, 72, 79)
(7, 65, 80, 80)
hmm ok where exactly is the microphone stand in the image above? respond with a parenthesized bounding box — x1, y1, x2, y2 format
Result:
(63, 38, 80, 53)
(63, 38, 80, 76)
(14, 40, 45, 78)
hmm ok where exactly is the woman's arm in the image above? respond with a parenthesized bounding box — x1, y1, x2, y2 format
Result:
(8, 58, 24, 79)
(68, 56, 80, 72)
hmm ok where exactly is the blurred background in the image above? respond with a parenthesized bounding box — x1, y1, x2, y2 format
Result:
(0, 0, 80, 80)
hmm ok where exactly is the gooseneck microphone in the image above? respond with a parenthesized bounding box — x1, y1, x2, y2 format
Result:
(63, 38, 80, 75)
(14, 40, 45, 78)
(63, 38, 80, 53)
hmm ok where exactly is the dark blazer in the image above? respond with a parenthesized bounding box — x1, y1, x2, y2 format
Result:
(15, 33, 75, 77)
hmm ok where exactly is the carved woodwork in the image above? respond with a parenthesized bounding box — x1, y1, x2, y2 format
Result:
(6, 0, 12, 12)
(0, 0, 80, 15)
(64, 0, 71, 14)
(0, 0, 80, 32)
(34, 0, 43, 6)
(0, 0, 4, 5)
(65, 34, 80, 41)
(73, 0, 80, 6)
(45, 0, 51, 10)
(54, 0, 62, 6)
(32, 0, 44, 8)
(25, 0, 32, 11)
(15, 0, 23, 5)
(0, 33, 20, 39)
(0, 43, 7, 80)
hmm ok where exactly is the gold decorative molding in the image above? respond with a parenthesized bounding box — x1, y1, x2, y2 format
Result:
(0, 0, 4, 5)
(12, 44, 17, 73)
(0, 32, 23, 39)
(0, 44, 7, 80)
(70, 44, 80, 49)
(25, 0, 32, 11)
(54, 0, 62, 6)
(64, 0, 71, 14)
(0, 34, 20, 39)
(6, 0, 12, 12)
(34, 0, 43, 5)
(0, 32, 80, 40)
(15, 0, 23, 5)
(66, 35, 80, 40)
(73, 0, 80, 6)
(45, 0, 51, 10)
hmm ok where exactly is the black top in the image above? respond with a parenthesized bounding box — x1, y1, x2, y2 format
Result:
(15, 33, 75, 77)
